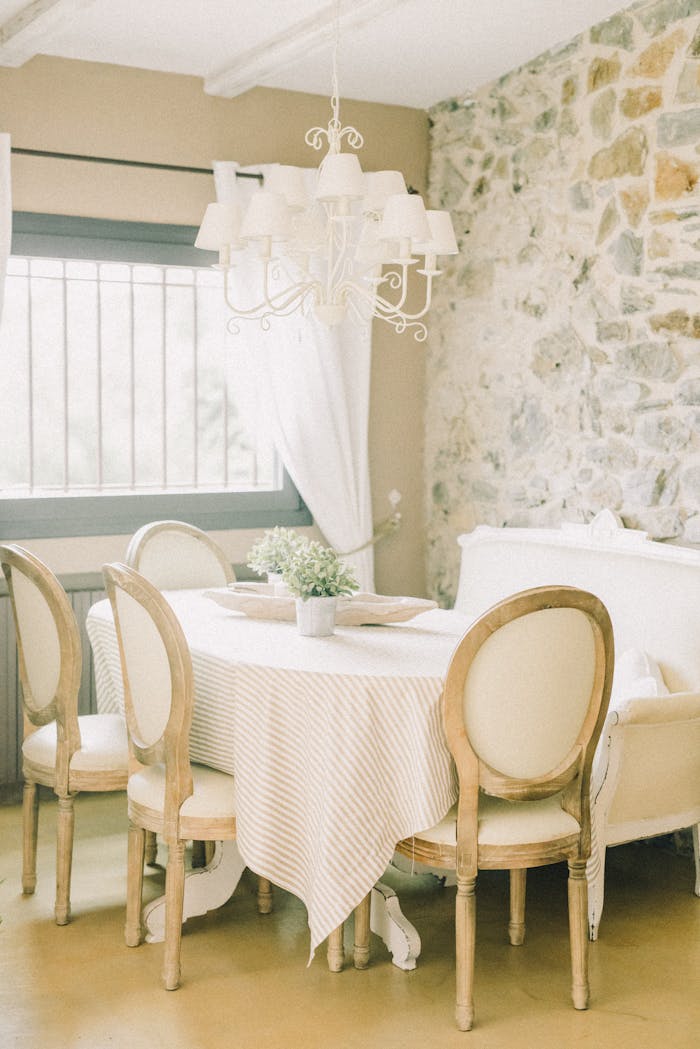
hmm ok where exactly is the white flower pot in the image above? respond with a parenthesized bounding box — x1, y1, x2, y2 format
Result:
(295, 596, 337, 637)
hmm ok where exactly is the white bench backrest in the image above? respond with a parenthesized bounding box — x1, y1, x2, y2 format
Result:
(455, 511, 700, 694)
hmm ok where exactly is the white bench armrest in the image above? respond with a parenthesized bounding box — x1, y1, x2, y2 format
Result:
(610, 691, 700, 726)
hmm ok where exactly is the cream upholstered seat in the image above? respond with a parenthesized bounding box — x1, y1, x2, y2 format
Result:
(125, 520, 235, 589)
(0, 544, 129, 925)
(103, 561, 240, 990)
(395, 585, 613, 1031)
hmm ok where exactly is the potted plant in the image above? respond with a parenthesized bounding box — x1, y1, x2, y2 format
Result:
(281, 539, 358, 636)
(247, 527, 304, 592)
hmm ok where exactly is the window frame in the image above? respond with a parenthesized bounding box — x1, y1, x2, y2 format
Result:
(1, 212, 311, 539)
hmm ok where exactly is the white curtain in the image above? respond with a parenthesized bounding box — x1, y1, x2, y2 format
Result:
(214, 161, 375, 591)
(0, 133, 11, 326)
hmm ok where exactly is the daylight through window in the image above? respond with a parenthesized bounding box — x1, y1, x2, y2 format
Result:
(0, 255, 274, 497)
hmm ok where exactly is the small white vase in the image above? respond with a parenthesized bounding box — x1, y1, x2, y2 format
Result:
(295, 596, 337, 637)
(267, 571, 289, 596)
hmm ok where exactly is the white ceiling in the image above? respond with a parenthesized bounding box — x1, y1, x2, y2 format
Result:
(0, 0, 629, 109)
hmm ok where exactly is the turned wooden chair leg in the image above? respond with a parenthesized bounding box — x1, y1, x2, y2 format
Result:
(163, 839, 186, 991)
(21, 781, 39, 895)
(353, 892, 371, 969)
(257, 876, 273, 914)
(125, 822, 146, 947)
(144, 830, 158, 866)
(568, 859, 589, 1011)
(509, 868, 526, 945)
(327, 923, 345, 972)
(54, 794, 75, 925)
(455, 875, 476, 1031)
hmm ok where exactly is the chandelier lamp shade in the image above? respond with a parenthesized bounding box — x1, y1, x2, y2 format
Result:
(195, 77, 457, 341)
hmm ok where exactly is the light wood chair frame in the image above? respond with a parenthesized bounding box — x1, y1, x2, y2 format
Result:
(103, 561, 240, 990)
(1, 543, 127, 924)
(396, 585, 614, 1031)
(125, 519, 235, 585)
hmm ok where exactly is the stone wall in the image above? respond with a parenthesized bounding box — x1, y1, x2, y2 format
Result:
(426, 0, 700, 603)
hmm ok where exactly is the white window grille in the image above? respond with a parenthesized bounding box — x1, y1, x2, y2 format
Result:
(0, 255, 275, 498)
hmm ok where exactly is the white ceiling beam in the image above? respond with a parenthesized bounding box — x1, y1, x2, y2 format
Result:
(204, 0, 411, 98)
(0, 0, 96, 67)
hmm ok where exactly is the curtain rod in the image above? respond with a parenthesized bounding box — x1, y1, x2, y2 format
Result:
(10, 147, 263, 179)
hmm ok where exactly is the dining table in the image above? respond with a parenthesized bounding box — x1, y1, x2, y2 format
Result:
(86, 587, 469, 969)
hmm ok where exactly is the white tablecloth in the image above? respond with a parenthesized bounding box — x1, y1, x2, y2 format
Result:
(87, 590, 466, 955)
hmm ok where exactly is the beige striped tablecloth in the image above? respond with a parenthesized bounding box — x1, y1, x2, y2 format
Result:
(86, 590, 466, 957)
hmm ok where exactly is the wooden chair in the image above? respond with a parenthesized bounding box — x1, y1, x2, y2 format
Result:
(125, 519, 237, 871)
(0, 544, 129, 924)
(103, 561, 241, 990)
(395, 585, 613, 1031)
(125, 519, 235, 590)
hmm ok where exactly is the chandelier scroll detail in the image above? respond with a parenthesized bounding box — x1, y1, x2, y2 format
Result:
(195, 36, 457, 340)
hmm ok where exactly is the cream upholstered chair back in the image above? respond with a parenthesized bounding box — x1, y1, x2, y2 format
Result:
(0, 544, 81, 732)
(103, 563, 194, 819)
(445, 586, 613, 817)
(125, 520, 234, 590)
(464, 607, 598, 784)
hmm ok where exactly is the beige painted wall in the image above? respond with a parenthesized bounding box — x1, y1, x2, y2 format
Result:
(0, 56, 429, 593)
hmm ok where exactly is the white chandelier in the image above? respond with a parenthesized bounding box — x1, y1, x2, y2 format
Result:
(195, 35, 457, 341)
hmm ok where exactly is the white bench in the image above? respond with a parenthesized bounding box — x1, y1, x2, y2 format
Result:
(454, 509, 700, 939)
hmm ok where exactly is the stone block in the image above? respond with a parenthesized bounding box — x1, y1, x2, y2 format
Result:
(591, 87, 616, 139)
(590, 13, 634, 50)
(635, 0, 700, 38)
(655, 152, 699, 200)
(615, 342, 681, 380)
(630, 28, 686, 78)
(638, 414, 691, 451)
(620, 183, 650, 227)
(658, 109, 700, 147)
(678, 377, 700, 401)
(588, 55, 622, 92)
(675, 60, 700, 102)
(649, 309, 700, 336)
(589, 127, 648, 179)
(620, 86, 662, 118)
(611, 230, 644, 275)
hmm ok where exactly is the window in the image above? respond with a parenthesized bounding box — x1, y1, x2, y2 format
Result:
(0, 213, 310, 538)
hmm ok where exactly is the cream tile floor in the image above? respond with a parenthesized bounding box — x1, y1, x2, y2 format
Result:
(0, 792, 698, 1049)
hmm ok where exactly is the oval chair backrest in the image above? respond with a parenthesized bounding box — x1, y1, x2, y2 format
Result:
(125, 521, 234, 590)
(103, 563, 193, 769)
(113, 587, 173, 750)
(0, 544, 80, 726)
(465, 607, 596, 781)
(445, 586, 613, 801)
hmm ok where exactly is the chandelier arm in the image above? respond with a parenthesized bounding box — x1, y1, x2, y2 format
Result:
(260, 284, 319, 321)
(340, 280, 428, 342)
(377, 271, 435, 322)
(337, 270, 435, 323)
(375, 265, 410, 311)
(226, 284, 320, 329)
(223, 265, 322, 319)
